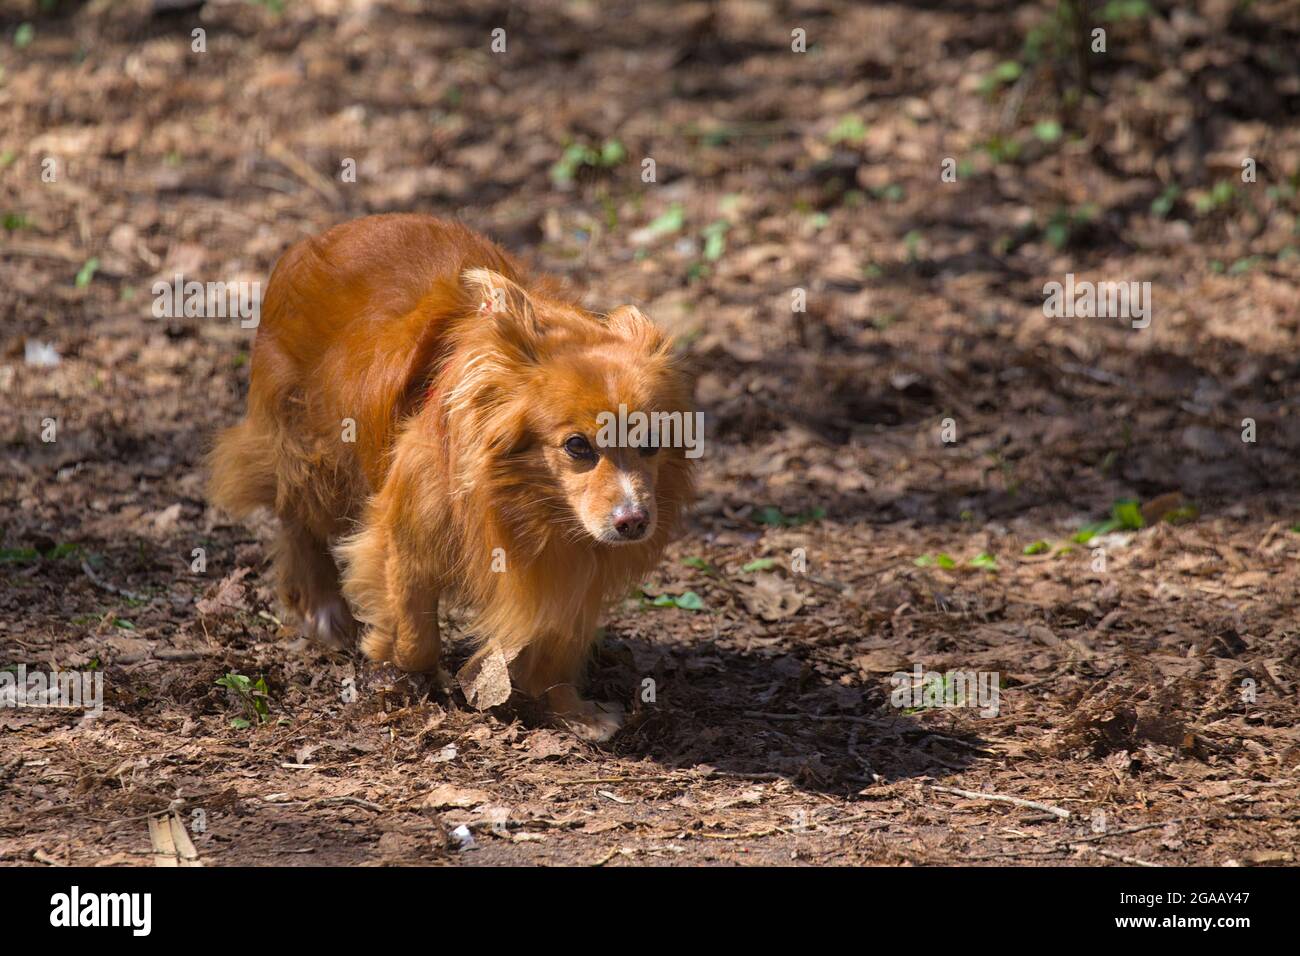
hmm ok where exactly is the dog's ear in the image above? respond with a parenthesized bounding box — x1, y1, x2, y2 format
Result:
(462, 268, 543, 362)
(606, 304, 668, 355)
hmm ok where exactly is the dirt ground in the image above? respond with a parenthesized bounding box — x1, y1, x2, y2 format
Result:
(2, 0, 1299, 867)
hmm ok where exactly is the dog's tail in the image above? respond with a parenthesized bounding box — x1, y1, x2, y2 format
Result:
(208, 417, 277, 519)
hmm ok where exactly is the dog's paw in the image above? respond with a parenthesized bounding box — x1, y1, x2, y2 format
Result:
(392, 641, 443, 674)
(302, 596, 357, 650)
(557, 699, 625, 743)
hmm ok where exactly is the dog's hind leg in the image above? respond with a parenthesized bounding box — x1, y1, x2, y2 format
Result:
(274, 521, 356, 650)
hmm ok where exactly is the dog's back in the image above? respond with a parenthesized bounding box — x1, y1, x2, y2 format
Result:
(209, 215, 521, 535)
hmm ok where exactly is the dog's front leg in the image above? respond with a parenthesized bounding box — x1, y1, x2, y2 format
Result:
(513, 632, 624, 742)
(340, 500, 442, 674)
(385, 545, 442, 673)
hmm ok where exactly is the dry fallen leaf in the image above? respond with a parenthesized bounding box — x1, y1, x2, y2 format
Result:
(456, 648, 517, 710)
(195, 567, 253, 617)
(422, 784, 492, 810)
(742, 572, 805, 621)
(525, 730, 576, 760)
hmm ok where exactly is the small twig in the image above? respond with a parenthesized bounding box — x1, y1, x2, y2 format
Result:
(966, 810, 1300, 862)
(1073, 844, 1160, 867)
(931, 784, 1071, 820)
(152, 648, 219, 662)
(260, 794, 385, 812)
(1071, 810, 1300, 845)
(266, 142, 344, 207)
(911, 732, 993, 756)
(744, 710, 875, 726)
(557, 770, 783, 786)
(962, 846, 1068, 861)
(998, 64, 1034, 131)
(560, 774, 682, 786)
(81, 560, 147, 604)
(312, 795, 385, 812)
(696, 827, 784, 840)
(116, 647, 221, 665)
(590, 846, 625, 867)
(0, 756, 23, 792)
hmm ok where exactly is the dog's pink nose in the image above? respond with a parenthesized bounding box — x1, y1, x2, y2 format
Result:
(612, 505, 649, 540)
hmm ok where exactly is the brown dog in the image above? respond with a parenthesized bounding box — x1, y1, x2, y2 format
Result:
(208, 214, 695, 740)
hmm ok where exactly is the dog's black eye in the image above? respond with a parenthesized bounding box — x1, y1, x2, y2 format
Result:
(564, 434, 596, 459)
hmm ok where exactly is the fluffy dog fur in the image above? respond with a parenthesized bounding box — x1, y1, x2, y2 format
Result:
(209, 214, 694, 739)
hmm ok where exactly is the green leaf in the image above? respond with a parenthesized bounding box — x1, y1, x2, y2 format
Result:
(1163, 505, 1198, 525)
(641, 204, 685, 241)
(1111, 499, 1144, 530)
(550, 144, 587, 184)
(701, 220, 729, 262)
(992, 60, 1023, 83)
(742, 558, 778, 572)
(0, 547, 40, 564)
(74, 257, 99, 288)
(647, 590, 705, 612)
(14, 23, 34, 49)
(914, 553, 957, 569)
(1073, 518, 1118, 544)
(1022, 540, 1050, 555)
(753, 505, 826, 528)
(1046, 220, 1070, 249)
(1151, 184, 1180, 218)
(230, 718, 252, 730)
(599, 139, 626, 166)
(673, 591, 705, 611)
(0, 543, 81, 563)
(252, 677, 270, 719)
(682, 556, 715, 572)
(1032, 120, 1062, 143)
(969, 552, 998, 571)
(216, 673, 251, 693)
(1101, 0, 1151, 22)
(827, 115, 867, 145)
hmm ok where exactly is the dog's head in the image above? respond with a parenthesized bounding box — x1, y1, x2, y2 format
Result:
(447, 269, 695, 549)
